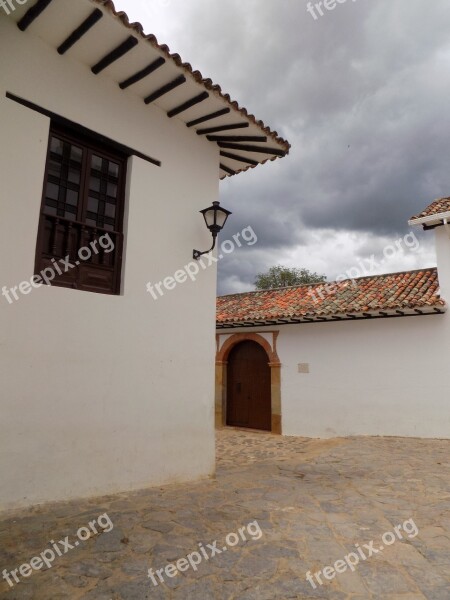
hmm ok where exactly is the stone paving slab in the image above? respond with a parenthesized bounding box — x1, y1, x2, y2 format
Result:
(0, 429, 449, 599)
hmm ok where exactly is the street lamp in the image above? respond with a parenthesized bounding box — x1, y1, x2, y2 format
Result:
(193, 201, 232, 260)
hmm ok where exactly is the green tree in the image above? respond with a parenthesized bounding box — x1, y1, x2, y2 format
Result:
(254, 265, 326, 290)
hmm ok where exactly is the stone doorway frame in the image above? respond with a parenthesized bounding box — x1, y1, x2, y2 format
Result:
(215, 331, 281, 434)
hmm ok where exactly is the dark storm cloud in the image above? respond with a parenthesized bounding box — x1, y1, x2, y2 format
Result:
(116, 0, 450, 293)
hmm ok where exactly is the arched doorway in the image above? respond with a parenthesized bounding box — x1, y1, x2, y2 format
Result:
(226, 341, 271, 431)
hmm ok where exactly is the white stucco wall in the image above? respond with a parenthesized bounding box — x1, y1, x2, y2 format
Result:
(226, 309, 449, 439)
(222, 229, 450, 439)
(0, 17, 219, 510)
(435, 226, 450, 301)
(279, 313, 449, 438)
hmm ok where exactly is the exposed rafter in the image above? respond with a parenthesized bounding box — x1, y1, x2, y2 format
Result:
(186, 108, 231, 128)
(167, 92, 209, 118)
(119, 57, 166, 89)
(57, 9, 103, 55)
(207, 135, 267, 143)
(17, 0, 53, 31)
(91, 36, 138, 75)
(220, 163, 236, 176)
(13, 0, 290, 179)
(218, 142, 287, 157)
(220, 151, 258, 166)
(144, 75, 187, 104)
(216, 309, 445, 329)
(196, 123, 249, 136)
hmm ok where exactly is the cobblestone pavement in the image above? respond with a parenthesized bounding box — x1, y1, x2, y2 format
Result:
(1, 429, 449, 599)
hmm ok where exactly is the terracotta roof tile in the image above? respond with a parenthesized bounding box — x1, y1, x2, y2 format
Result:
(217, 269, 445, 327)
(409, 197, 450, 222)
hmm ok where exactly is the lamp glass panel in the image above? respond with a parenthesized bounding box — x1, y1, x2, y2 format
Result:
(203, 208, 217, 228)
(215, 209, 229, 228)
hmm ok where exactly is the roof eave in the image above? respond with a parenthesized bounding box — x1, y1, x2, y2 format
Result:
(216, 305, 447, 328)
(6, 0, 290, 179)
(408, 211, 450, 227)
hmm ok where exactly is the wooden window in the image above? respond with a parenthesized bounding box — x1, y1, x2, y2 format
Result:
(35, 126, 127, 295)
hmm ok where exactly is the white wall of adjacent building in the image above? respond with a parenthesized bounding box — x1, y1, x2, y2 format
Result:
(277, 310, 449, 438)
(219, 227, 450, 440)
(225, 311, 450, 439)
(435, 226, 450, 302)
(0, 16, 219, 510)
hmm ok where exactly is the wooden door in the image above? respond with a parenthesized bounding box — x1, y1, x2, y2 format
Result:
(227, 341, 271, 431)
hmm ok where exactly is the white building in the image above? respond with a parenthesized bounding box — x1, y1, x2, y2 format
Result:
(216, 198, 450, 439)
(0, 0, 289, 510)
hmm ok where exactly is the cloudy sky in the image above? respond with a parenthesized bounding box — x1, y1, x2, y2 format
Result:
(115, 0, 450, 295)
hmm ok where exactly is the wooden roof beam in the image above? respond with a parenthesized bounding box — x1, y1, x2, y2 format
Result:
(18, 0, 53, 31)
(207, 135, 267, 143)
(91, 36, 139, 75)
(186, 108, 231, 128)
(197, 123, 249, 135)
(220, 163, 236, 176)
(167, 91, 209, 118)
(119, 57, 166, 89)
(144, 75, 187, 104)
(220, 151, 258, 166)
(218, 142, 286, 156)
(57, 9, 103, 55)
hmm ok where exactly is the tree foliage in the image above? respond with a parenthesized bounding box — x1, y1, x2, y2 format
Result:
(254, 265, 327, 290)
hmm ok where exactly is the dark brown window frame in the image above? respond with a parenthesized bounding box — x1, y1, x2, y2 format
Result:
(35, 124, 128, 295)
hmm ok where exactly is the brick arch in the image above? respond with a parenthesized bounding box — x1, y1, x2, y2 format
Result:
(217, 332, 280, 366)
(215, 332, 281, 434)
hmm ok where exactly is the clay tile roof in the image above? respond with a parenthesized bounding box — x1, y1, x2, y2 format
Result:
(7, 0, 290, 179)
(409, 197, 450, 225)
(216, 269, 446, 327)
